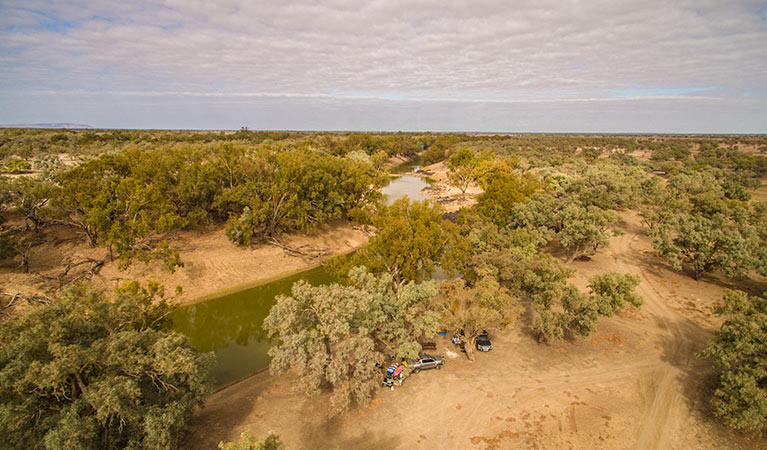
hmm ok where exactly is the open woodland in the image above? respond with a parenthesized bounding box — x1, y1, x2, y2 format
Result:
(2, 129, 767, 449)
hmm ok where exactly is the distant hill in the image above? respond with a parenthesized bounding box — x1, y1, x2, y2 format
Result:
(0, 123, 94, 129)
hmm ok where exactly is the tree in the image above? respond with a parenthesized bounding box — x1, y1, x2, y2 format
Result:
(7, 176, 54, 230)
(2, 157, 31, 174)
(264, 267, 438, 413)
(461, 218, 641, 343)
(0, 227, 40, 272)
(346, 198, 459, 293)
(564, 163, 643, 210)
(436, 276, 521, 360)
(473, 161, 539, 227)
(532, 286, 595, 342)
(223, 148, 384, 244)
(447, 148, 479, 195)
(0, 282, 214, 449)
(0, 176, 11, 225)
(650, 213, 759, 280)
(699, 290, 767, 435)
(507, 192, 618, 261)
(556, 202, 618, 262)
(588, 272, 642, 316)
(219, 432, 284, 450)
(532, 273, 642, 343)
(371, 150, 389, 170)
(507, 192, 559, 243)
(751, 202, 767, 277)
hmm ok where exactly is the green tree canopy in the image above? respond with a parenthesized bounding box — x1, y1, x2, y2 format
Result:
(264, 267, 439, 413)
(507, 192, 618, 261)
(435, 275, 521, 360)
(700, 290, 767, 435)
(473, 160, 540, 227)
(219, 432, 284, 450)
(459, 217, 641, 343)
(447, 147, 480, 194)
(556, 202, 619, 262)
(345, 198, 460, 293)
(0, 282, 214, 449)
(532, 272, 641, 343)
(649, 212, 759, 280)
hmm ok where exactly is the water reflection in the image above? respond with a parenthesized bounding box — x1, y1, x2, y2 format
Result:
(171, 266, 336, 385)
(380, 175, 429, 204)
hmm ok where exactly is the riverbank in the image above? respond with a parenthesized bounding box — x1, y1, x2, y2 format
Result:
(111, 220, 369, 305)
(0, 219, 369, 307)
(416, 160, 482, 213)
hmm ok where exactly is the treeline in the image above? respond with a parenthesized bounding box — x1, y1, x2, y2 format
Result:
(4, 128, 765, 172)
(0, 143, 386, 273)
(0, 128, 473, 162)
(441, 135, 767, 282)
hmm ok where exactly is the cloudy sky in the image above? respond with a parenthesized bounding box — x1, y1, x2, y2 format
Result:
(1, 0, 765, 132)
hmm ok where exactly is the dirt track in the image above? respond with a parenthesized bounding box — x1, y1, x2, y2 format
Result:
(183, 211, 763, 449)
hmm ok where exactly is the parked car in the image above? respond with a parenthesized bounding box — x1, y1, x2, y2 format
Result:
(476, 331, 492, 352)
(410, 354, 444, 372)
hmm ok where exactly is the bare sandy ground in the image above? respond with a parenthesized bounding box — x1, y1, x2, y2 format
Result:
(0, 220, 368, 306)
(181, 211, 765, 450)
(418, 161, 481, 213)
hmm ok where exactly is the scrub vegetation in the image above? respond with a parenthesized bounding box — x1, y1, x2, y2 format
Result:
(1, 129, 767, 446)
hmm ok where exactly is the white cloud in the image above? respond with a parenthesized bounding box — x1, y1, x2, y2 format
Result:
(0, 0, 765, 130)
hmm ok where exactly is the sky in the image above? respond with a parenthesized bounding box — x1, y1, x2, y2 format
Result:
(0, 0, 766, 132)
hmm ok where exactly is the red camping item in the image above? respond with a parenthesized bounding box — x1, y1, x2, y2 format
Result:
(391, 365, 404, 377)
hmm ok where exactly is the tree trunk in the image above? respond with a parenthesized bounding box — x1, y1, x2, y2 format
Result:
(74, 372, 88, 397)
(20, 245, 31, 273)
(465, 337, 476, 361)
(84, 227, 97, 247)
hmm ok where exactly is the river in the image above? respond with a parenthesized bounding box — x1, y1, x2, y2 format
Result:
(171, 175, 429, 387)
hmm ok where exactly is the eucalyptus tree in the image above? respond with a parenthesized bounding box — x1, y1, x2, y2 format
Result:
(700, 290, 767, 435)
(0, 282, 214, 449)
(264, 268, 439, 413)
(346, 198, 460, 294)
(435, 275, 521, 360)
(447, 147, 479, 195)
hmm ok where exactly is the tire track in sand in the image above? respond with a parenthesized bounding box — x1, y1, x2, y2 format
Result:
(607, 230, 693, 450)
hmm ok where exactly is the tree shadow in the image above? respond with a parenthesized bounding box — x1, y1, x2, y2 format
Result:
(516, 299, 542, 342)
(298, 408, 402, 450)
(180, 373, 276, 449)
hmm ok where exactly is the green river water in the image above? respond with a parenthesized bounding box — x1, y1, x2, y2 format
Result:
(171, 175, 428, 387)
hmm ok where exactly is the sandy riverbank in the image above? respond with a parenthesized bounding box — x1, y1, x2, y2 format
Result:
(0, 220, 369, 307)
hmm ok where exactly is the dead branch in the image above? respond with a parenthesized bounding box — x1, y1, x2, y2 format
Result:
(268, 238, 330, 260)
(38, 256, 106, 292)
(0, 291, 52, 310)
